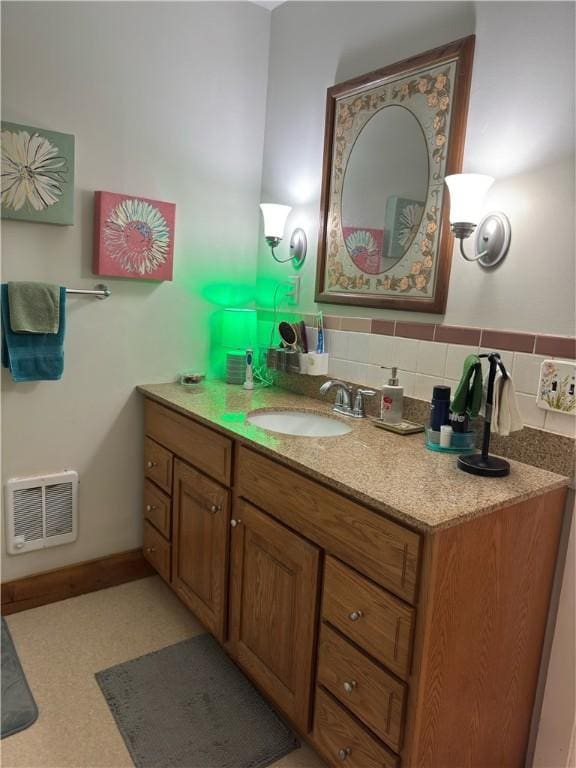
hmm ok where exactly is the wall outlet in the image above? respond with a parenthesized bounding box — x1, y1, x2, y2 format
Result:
(286, 275, 301, 306)
(536, 359, 576, 414)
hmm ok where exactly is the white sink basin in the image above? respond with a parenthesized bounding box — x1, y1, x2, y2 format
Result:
(247, 409, 352, 437)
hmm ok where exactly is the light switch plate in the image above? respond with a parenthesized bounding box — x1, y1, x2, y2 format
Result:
(286, 275, 300, 306)
(536, 359, 576, 415)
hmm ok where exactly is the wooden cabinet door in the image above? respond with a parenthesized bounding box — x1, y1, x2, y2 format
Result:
(172, 459, 230, 642)
(228, 499, 320, 732)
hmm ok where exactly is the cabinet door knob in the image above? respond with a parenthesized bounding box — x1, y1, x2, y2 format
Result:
(209, 504, 221, 514)
(338, 748, 351, 761)
(348, 610, 363, 622)
(147, 461, 156, 469)
(146, 547, 156, 554)
(343, 680, 357, 694)
(230, 519, 242, 528)
(146, 504, 156, 513)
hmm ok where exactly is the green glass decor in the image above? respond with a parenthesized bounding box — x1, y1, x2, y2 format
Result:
(221, 308, 258, 351)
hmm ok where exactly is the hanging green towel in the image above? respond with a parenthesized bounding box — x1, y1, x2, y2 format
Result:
(7, 282, 60, 334)
(451, 354, 483, 418)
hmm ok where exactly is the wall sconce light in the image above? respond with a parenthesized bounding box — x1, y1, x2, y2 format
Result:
(444, 174, 511, 267)
(259, 203, 307, 268)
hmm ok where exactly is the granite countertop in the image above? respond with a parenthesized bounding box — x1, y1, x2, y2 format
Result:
(137, 381, 568, 533)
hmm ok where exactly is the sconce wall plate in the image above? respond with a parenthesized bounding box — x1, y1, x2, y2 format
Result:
(445, 173, 511, 267)
(475, 212, 511, 268)
(289, 228, 307, 269)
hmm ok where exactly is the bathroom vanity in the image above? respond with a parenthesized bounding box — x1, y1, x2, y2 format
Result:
(138, 381, 568, 768)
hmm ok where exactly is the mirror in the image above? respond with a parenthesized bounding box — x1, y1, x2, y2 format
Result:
(341, 105, 429, 273)
(316, 36, 475, 313)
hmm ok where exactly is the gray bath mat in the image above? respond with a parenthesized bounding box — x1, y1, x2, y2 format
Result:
(95, 633, 299, 768)
(1, 617, 38, 739)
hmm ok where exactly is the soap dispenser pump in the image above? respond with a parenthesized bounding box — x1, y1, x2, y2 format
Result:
(380, 366, 404, 424)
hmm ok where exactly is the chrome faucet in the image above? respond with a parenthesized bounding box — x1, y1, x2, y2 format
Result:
(319, 380, 353, 412)
(319, 380, 375, 418)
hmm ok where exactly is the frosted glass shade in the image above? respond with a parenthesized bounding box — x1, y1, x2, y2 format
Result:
(221, 308, 257, 350)
(260, 204, 291, 239)
(444, 174, 494, 224)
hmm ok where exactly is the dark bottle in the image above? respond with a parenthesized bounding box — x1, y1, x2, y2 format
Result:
(430, 385, 451, 431)
(449, 410, 470, 433)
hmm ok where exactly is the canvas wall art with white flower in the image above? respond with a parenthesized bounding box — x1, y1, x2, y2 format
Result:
(1, 122, 74, 225)
(93, 191, 175, 281)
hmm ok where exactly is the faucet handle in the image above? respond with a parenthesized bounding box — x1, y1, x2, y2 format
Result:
(353, 388, 376, 417)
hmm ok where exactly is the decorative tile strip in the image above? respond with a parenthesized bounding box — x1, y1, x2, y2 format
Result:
(395, 321, 435, 341)
(341, 317, 372, 332)
(371, 319, 396, 336)
(434, 324, 481, 345)
(535, 335, 576, 360)
(480, 329, 536, 354)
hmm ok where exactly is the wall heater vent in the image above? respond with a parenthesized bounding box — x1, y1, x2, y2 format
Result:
(5, 471, 78, 555)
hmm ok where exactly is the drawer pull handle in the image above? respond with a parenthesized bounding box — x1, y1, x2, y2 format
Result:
(230, 519, 242, 528)
(146, 505, 156, 513)
(343, 680, 357, 694)
(147, 461, 157, 469)
(348, 610, 363, 622)
(338, 748, 351, 761)
(146, 547, 156, 554)
(209, 504, 221, 514)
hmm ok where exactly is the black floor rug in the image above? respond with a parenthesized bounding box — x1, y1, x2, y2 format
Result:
(1, 617, 38, 739)
(95, 633, 299, 768)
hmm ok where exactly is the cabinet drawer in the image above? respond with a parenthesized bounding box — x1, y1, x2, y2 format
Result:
(313, 688, 399, 768)
(143, 521, 171, 583)
(323, 557, 415, 680)
(144, 480, 171, 540)
(317, 624, 406, 752)
(144, 437, 173, 494)
(145, 399, 232, 486)
(237, 446, 421, 603)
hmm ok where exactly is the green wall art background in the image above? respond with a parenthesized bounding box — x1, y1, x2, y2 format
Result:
(1, 122, 75, 225)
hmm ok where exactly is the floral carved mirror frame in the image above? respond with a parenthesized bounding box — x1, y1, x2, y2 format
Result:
(315, 36, 475, 313)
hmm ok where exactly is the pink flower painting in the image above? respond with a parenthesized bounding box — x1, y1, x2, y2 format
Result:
(93, 191, 175, 281)
(342, 226, 386, 275)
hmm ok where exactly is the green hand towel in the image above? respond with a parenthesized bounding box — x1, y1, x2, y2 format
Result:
(8, 282, 61, 334)
(451, 354, 483, 418)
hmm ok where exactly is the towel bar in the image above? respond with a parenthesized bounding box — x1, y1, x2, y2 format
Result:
(66, 284, 110, 299)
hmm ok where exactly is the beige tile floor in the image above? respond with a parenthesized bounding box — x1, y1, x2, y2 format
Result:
(1, 576, 325, 768)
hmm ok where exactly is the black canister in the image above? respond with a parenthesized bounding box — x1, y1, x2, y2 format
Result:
(430, 385, 451, 431)
(449, 410, 470, 433)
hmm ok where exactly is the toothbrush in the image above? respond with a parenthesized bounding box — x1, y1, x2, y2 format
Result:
(316, 312, 324, 353)
(299, 321, 308, 353)
(243, 348, 254, 390)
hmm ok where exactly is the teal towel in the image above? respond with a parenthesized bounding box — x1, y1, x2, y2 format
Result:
(8, 282, 60, 334)
(1, 284, 66, 382)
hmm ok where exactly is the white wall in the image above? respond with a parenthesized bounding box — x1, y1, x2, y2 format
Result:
(1, 1, 270, 580)
(258, 1, 575, 335)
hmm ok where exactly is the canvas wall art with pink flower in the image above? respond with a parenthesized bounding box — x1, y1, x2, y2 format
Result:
(93, 191, 175, 281)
